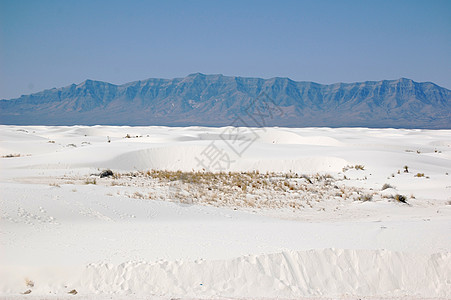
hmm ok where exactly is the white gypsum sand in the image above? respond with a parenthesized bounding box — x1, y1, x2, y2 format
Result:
(0, 125, 450, 299)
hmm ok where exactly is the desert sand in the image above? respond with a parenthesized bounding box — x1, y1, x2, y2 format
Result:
(0, 125, 450, 299)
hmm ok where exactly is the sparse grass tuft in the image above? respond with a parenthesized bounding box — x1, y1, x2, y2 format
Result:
(68, 289, 78, 295)
(382, 183, 395, 190)
(84, 178, 97, 185)
(343, 164, 365, 172)
(359, 194, 373, 201)
(2, 153, 21, 158)
(132, 191, 145, 199)
(25, 278, 34, 288)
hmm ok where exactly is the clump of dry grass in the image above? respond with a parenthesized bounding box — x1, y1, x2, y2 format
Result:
(25, 278, 34, 288)
(342, 164, 365, 172)
(68, 289, 78, 295)
(84, 178, 97, 185)
(359, 194, 373, 201)
(131, 191, 146, 199)
(382, 183, 395, 190)
(2, 153, 21, 158)
(96, 169, 371, 211)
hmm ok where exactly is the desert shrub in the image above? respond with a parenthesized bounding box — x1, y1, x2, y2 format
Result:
(394, 194, 407, 203)
(355, 164, 365, 170)
(414, 173, 425, 177)
(382, 183, 395, 190)
(100, 169, 114, 178)
(403, 165, 409, 173)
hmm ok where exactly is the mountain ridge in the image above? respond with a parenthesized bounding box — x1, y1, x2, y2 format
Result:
(1, 74, 450, 128)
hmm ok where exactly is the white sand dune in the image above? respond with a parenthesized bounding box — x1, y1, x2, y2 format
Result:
(0, 125, 450, 299)
(1, 249, 449, 299)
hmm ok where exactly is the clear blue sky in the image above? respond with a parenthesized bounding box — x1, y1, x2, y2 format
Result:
(1, 0, 450, 99)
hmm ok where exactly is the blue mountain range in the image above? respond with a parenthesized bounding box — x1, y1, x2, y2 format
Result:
(1, 73, 450, 128)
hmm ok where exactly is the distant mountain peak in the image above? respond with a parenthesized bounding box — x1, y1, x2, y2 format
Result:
(187, 72, 206, 77)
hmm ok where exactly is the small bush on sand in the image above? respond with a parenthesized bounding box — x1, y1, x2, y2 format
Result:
(99, 169, 114, 178)
(414, 173, 425, 177)
(382, 183, 395, 190)
(395, 194, 407, 204)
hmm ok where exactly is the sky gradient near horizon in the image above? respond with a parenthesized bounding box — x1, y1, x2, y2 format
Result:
(1, 0, 450, 99)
